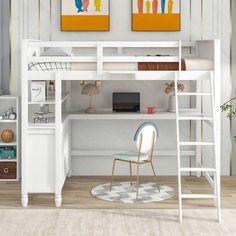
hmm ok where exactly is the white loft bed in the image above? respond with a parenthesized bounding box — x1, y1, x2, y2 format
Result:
(21, 40, 221, 223)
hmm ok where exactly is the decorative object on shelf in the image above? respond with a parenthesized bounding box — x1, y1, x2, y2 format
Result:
(33, 112, 55, 124)
(0, 107, 17, 120)
(147, 106, 157, 114)
(9, 107, 17, 120)
(0, 147, 16, 160)
(61, 0, 110, 31)
(165, 81, 184, 112)
(132, 0, 180, 31)
(40, 104, 50, 114)
(168, 95, 176, 112)
(47, 80, 55, 98)
(81, 81, 101, 113)
(1, 129, 15, 143)
(31, 81, 46, 102)
(33, 105, 54, 124)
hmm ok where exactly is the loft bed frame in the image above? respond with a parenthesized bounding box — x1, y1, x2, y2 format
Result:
(21, 40, 221, 223)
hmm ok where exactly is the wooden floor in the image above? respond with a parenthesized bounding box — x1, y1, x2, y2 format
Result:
(0, 176, 236, 209)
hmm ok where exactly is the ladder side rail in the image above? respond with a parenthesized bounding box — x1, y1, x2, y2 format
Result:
(210, 71, 222, 223)
(196, 79, 202, 177)
(176, 41, 182, 223)
(213, 40, 221, 223)
(195, 41, 202, 177)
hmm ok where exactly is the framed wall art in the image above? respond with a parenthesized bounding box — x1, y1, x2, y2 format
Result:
(132, 0, 181, 31)
(61, 0, 110, 31)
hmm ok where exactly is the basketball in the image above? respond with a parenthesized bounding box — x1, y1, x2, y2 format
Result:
(1, 129, 15, 143)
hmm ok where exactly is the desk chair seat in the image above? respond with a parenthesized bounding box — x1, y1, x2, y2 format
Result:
(110, 122, 159, 199)
(113, 152, 150, 163)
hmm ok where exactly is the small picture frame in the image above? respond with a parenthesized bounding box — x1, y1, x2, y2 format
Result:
(31, 81, 46, 102)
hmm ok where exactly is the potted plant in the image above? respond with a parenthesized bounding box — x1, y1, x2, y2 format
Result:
(165, 81, 184, 112)
(221, 95, 236, 141)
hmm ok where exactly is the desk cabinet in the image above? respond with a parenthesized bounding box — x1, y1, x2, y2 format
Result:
(23, 128, 55, 194)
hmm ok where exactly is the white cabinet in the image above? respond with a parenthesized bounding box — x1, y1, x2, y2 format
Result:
(25, 128, 55, 193)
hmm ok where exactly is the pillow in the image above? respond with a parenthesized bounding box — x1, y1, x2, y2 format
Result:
(41, 47, 72, 56)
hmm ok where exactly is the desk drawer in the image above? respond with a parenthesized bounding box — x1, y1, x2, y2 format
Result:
(0, 162, 16, 179)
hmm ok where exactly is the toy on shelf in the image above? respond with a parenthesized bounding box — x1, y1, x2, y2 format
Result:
(1, 129, 15, 143)
(33, 105, 55, 124)
(33, 112, 55, 124)
(0, 147, 16, 159)
(0, 107, 17, 120)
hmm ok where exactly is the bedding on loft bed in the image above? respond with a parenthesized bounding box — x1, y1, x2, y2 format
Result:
(28, 56, 213, 71)
(28, 48, 213, 71)
(138, 55, 186, 71)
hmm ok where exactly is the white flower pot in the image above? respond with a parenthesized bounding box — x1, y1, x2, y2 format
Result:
(168, 95, 176, 112)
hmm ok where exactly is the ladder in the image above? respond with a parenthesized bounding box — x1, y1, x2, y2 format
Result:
(175, 42, 221, 223)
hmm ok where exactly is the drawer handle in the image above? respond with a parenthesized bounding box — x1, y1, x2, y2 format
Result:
(3, 168, 9, 174)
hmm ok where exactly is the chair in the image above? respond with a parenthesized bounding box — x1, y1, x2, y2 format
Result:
(110, 122, 159, 199)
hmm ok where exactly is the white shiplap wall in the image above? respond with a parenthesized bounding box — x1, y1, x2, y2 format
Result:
(11, 0, 231, 175)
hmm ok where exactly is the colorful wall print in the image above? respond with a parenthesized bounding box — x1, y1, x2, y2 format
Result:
(61, 0, 110, 31)
(132, 0, 180, 31)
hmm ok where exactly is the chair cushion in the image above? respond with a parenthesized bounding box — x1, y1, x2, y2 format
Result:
(113, 151, 150, 162)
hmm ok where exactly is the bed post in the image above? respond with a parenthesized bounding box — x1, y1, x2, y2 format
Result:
(66, 80, 72, 177)
(97, 43, 103, 77)
(55, 72, 62, 207)
(21, 39, 29, 207)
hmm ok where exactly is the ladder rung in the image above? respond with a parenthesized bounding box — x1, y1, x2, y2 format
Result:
(178, 117, 213, 121)
(181, 194, 217, 199)
(179, 142, 215, 146)
(180, 167, 216, 172)
(177, 93, 212, 96)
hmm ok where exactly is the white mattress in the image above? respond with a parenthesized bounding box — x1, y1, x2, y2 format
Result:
(28, 56, 213, 71)
(183, 56, 213, 71)
(71, 56, 213, 71)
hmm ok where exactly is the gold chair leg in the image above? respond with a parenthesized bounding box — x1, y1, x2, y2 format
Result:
(129, 162, 133, 186)
(150, 162, 160, 192)
(136, 163, 140, 199)
(110, 159, 116, 191)
(150, 161, 156, 176)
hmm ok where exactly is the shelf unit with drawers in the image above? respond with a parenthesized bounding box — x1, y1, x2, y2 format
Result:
(0, 96, 20, 181)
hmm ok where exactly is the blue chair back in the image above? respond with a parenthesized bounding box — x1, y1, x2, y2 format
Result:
(134, 122, 159, 154)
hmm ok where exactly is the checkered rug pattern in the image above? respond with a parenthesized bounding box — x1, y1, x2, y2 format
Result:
(91, 182, 175, 203)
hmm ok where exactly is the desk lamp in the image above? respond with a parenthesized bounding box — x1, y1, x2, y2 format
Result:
(80, 81, 101, 113)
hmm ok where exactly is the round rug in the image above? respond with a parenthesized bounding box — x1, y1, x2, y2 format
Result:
(91, 182, 175, 204)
